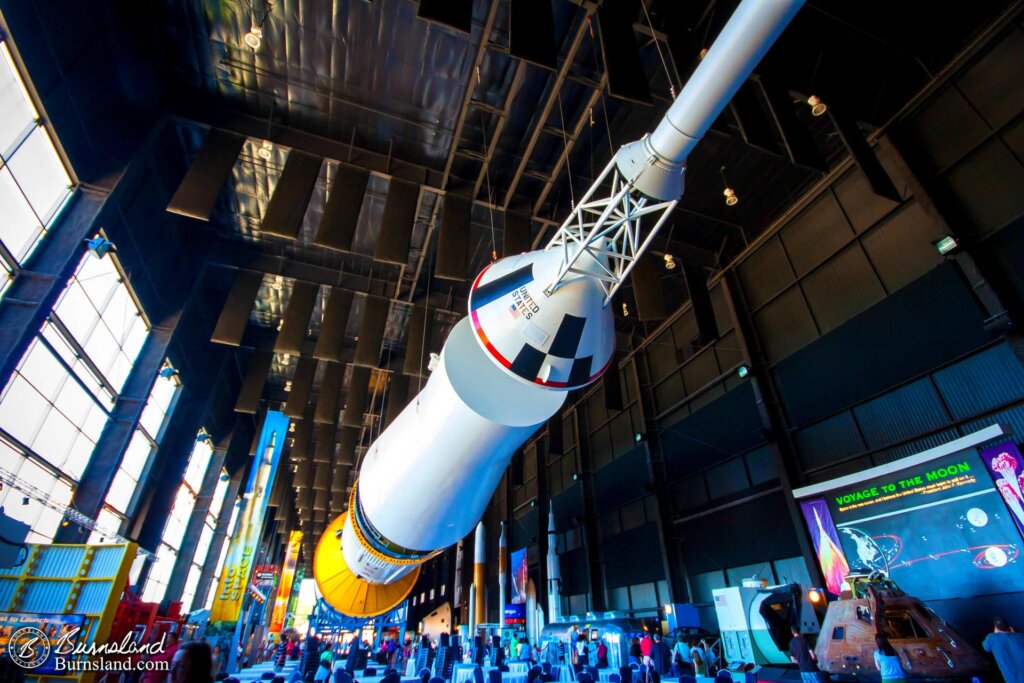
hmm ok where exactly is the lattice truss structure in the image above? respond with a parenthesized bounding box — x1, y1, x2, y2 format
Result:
(544, 159, 678, 302)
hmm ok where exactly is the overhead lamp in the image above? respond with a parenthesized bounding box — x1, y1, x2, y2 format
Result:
(807, 95, 827, 117)
(21, 497, 29, 506)
(244, 24, 263, 50)
(808, 589, 823, 604)
(634, 432, 645, 443)
(720, 166, 738, 206)
(935, 235, 959, 255)
(737, 364, 750, 379)
(284, 380, 293, 392)
(258, 139, 273, 161)
(159, 366, 179, 379)
(621, 302, 629, 318)
(663, 253, 677, 271)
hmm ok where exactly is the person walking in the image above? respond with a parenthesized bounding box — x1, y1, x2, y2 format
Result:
(983, 616, 1024, 683)
(639, 633, 653, 668)
(788, 626, 821, 683)
(629, 638, 642, 666)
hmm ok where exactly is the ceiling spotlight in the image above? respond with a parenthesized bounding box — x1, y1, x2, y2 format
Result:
(737, 364, 751, 379)
(621, 302, 629, 318)
(807, 95, 827, 117)
(244, 24, 263, 50)
(258, 139, 273, 161)
(720, 166, 738, 206)
(663, 253, 677, 271)
(21, 497, 29, 506)
(935, 235, 959, 256)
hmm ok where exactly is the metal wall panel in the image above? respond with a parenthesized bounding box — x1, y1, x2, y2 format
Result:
(314, 361, 344, 424)
(793, 411, 865, 471)
(261, 152, 323, 239)
(166, 129, 244, 221)
(274, 282, 318, 354)
(353, 295, 389, 368)
(314, 164, 369, 252)
(374, 179, 420, 265)
(235, 350, 273, 413)
(898, 89, 990, 177)
(955, 27, 1024, 129)
(941, 139, 1024, 237)
(753, 286, 818, 361)
(852, 378, 949, 449)
(737, 237, 795, 310)
(211, 270, 262, 345)
(933, 343, 1024, 420)
(342, 366, 371, 428)
(284, 357, 317, 418)
(435, 193, 472, 280)
(314, 288, 354, 361)
(861, 201, 945, 293)
(833, 165, 900, 234)
(402, 304, 431, 377)
(801, 244, 885, 334)
(779, 192, 854, 277)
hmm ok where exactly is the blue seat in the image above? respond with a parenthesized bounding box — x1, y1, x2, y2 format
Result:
(262, 673, 276, 680)
(679, 676, 697, 683)
(577, 674, 594, 683)
(489, 669, 503, 683)
(629, 663, 640, 671)
(419, 668, 431, 683)
(609, 675, 621, 683)
(714, 672, 732, 683)
(334, 672, 354, 683)
(363, 668, 378, 677)
(473, 667, 485, 683)
(382, 673, 401, 683)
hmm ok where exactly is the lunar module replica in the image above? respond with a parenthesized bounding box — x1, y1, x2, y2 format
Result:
(313, 0, 808, 617)
(815, 571, 988, 681)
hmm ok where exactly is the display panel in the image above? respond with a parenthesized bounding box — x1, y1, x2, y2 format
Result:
(796, 442, 1024, 601)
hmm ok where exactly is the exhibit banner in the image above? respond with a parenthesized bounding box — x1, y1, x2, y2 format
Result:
(511, 547, 528, 604)
(799, 498, 850, 596)
(269, 530, 303, 634)
(794, 428, 1024, 602)
(979, 440, 1024, 537)
(0, 613, 86, 675)
(254, 564, 278, 587)
(210, 410, 290, 624)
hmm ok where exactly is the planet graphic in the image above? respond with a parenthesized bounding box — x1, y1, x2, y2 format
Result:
(966, 508, 989, 527)
(984, 546, 1008, 568)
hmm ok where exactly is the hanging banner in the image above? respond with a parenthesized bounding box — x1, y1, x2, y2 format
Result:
(979, 440, 1024, 538)
(511, 547, 528, 604)
(269, 530, 303, 634)
(209, 410, 290, 624)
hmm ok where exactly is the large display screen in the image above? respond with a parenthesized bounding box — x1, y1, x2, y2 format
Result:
(511, 547, 528, 604)
(795, 437, 1024, 601)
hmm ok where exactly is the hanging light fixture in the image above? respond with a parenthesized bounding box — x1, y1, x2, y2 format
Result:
(244, 23, 263, 50)
(807, 94, 827, 117)
(720, 166, 739, 206)
(663, 253, 677, 271)
(258, 139, 273, 160)
(621, 302, 630, 317)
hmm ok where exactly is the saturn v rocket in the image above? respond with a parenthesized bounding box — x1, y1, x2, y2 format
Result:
(313, 0, 805, 617)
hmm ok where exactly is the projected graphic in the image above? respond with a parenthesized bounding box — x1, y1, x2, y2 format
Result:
(800, 499, 850, 595)
(798, 450, 1024, 601)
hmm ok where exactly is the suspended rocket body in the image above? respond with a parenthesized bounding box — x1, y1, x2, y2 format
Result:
(314, 0, 805, 618)
(454, 540, 465, 612)
(546, 505, 562, 624)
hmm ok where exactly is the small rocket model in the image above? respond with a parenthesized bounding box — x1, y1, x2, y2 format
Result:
(474, 521, 486, 625)
(546, 504, 562, 624)
(498, 522, 507, 627)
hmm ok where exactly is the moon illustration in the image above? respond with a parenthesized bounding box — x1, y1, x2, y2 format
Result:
(985, 546, 1008, 567)
(966, 508, 989, 527)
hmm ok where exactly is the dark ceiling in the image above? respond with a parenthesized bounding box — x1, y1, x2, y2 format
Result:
(107, 0, 1012, 487)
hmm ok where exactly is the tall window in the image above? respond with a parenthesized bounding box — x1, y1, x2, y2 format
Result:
(0, 39, 73, 289)
(181, 469, 229, 611)
(141, 435, 213, 603)
(0, 250, 150, 542)
(100, 364, 180, 523)
(0, 440, 73, 544)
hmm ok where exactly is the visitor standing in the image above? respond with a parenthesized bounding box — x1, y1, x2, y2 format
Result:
(873, 635, 906, 683)
(983, 616, 1024, 683)
(787, 626, 821, 683)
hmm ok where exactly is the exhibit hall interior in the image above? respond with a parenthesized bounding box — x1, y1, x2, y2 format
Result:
(0, 0, 1023, 681)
